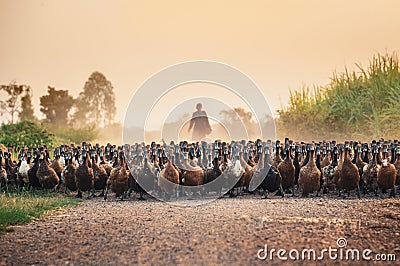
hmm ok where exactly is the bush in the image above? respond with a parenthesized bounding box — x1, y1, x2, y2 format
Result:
(0, 120, 55, 149)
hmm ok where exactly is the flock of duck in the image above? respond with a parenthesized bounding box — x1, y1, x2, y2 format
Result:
(0, 138, 399, 200)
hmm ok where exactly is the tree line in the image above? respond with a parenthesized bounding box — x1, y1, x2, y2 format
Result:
(0, 71, 116, 128)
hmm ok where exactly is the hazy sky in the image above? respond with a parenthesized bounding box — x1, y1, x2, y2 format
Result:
(1, 0, 399, 129)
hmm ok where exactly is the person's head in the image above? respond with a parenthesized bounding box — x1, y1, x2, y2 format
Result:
(196, 103, 202, 111)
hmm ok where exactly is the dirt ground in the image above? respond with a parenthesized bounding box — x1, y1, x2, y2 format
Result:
(1, 194, 399, 266)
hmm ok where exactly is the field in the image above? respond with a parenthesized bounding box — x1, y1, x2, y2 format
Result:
(0, 194, 399, 265)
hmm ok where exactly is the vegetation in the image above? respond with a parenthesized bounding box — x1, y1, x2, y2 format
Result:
(52, 125, 99, 145)
(73, 71, 116, 127)
(19, 88, 36, 121)
(0, 190, 81, 233)
(220, 107, 275, 140)
(0, 71, 116, 147)
(40, 86, 75, 126)
(0, 120, 99, 150)
(277, 52, 400, 141)
(0, 83, 33, 124)
(0, 120, 55, 149)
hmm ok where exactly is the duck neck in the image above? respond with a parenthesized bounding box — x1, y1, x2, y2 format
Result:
(327, 151, 332, 161)
(356, 150, 362, 161)
(390, 149, 396, 164)
(223, 153, 228, 163)
(275, 147, 281, 161)
(207, 153, 212, 166)
(344, 148, 349, 160)
(308, 150, 316, 167)
(83, 156, 89, 166)
(316, 151, 321, 163)
(42, 155, 49, 166)
(372, 152, 377, 165)
(213, 157, 219, 170)
(332, 152, 338, 166)
(362, 150, 369, 163)
(258, 151, 264, 168)
(294, 150, 299, 162)
(264, 152, 272, 167)
(120, 157, 126, 170)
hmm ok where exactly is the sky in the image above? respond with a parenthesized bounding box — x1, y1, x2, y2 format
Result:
(1, 0, 400, 130)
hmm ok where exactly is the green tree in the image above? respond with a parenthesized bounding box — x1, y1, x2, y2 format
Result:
(0, 82, 31, 124)
(73, 71, 116, 127)
(19, 87, 36, 121)
(40, 86, 75, 126)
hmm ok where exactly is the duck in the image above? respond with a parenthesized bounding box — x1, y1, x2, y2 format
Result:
(322, 146, 339, 194)
(338, 143, 361, 198)
(354, 144, 367, 191)
(182, 151, 205, 197)
(224, 146, 245, 197)
(204, 150, 223, 195)
(62, 151, 78, 193)
(99, 148, 113, 177)
(90, 150, 108, 197)
(293, 144, 301, 189)
(277, 144, 295, 196)
(394, 147, 400, 189)
(36, 150, 59, 190)
(320, 144, 331, 169)
(50, 148, 64, 188)
(240, 146, 254, 194)
(298, 145, 321, 197)
(362, 144, 379, 195)
(75, 149, 94, 198)
(377, 144, 396, 197)
(28, 150, 41, 190)
(272, 141, 282, 168)
(105, 151, 130, 200)
(4, 151, 17, 186)
(333, 145, 344, 189)
(0, 151, 8, 192)
(158, 154, 180, 201)
(254, 144, 284, 198)
(17, 151, 30, 191)
(135, 150, 158, 200)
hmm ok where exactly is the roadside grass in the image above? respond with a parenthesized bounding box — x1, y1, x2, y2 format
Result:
(0, 189, 82, 233)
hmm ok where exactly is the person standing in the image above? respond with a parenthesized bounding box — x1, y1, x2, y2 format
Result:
(188, 103, 212, 141)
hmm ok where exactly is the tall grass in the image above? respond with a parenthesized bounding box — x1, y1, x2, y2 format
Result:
(277, 52, 400, 141)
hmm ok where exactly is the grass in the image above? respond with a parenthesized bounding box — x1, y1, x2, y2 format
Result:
(0, 190, 82, 233)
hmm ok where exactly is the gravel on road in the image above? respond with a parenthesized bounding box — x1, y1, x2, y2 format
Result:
(1, 195, 399, 265)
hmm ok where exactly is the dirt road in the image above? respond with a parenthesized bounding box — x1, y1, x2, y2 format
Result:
(1, 195, 399, 265)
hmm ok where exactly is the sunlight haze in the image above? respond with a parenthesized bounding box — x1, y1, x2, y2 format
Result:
(1, 0, 399, 128)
